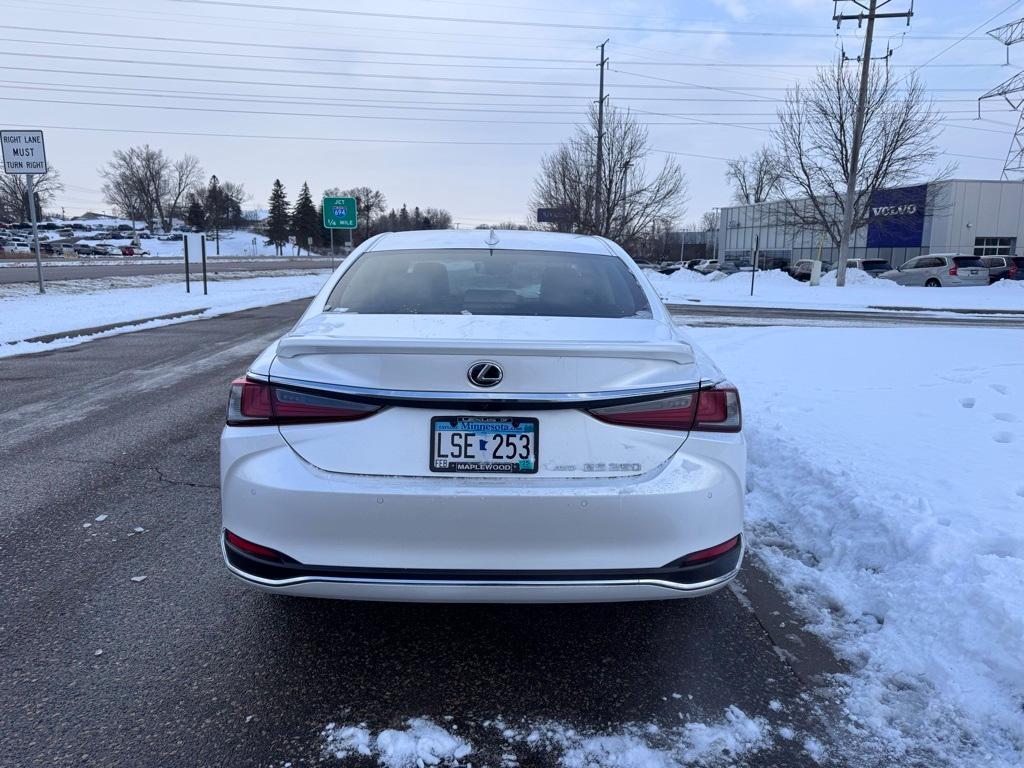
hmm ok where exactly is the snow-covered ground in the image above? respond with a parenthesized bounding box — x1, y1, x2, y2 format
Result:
(321, 708, 772, 768)
(0, 271, 331, 357)
(688, 324, 1024, 767)
(647, 267, 1024, 312)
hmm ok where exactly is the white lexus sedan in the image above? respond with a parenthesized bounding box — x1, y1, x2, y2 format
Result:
(220, 230, 745, 603)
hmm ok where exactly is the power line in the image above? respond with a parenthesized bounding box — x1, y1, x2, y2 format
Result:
(0, 35, 595, 70)
(1, 122, 556, 147)
(610, 68, 777, 102)
(169, 0, 992, 41)
(898, 0, 1024, 84)
(1, 24, 1002, 69)
(0, 94, 773, 130)
(0, 81, 1004, 126)
(0, 51, 991, 92)
(0, 64, 994, 104)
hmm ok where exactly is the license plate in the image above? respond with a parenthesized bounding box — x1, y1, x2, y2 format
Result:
(430, 416, 538, 473)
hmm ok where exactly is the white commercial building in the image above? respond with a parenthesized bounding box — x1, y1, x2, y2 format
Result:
(716, 179, 1024, 269)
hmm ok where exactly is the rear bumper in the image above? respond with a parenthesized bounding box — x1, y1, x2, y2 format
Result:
(220, 427, 745, 602)
(222, 535, 743, 603)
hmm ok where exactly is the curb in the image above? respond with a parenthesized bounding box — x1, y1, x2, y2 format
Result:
(7, 309, 208, 346)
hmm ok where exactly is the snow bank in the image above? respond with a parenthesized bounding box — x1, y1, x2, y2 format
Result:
(691, 325, 1024, 766)
(323, 718, 472, 767)
(0, 272, 331, 357)
(513, 707, 770, 768)
(321, 709, 772, 768)
(646, 267, 1024, 312)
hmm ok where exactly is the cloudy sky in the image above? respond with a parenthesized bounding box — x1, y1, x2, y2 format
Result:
(3, 0, 1021, 226)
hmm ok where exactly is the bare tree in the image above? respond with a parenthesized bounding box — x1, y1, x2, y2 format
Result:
(770, 64, 948, 251)
(0, 168, 63, 221)
(166, 154, 204, 228)
(531, 105, 687, 249)
(340, 186, 387, 243)
(420, 207, 452, 230)
(700, 209, 720, 233)
(99, 146, 204, 232)
(726, 147, 782, 205)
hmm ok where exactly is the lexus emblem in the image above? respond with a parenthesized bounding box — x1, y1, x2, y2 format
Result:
(468, 361, 503, 388)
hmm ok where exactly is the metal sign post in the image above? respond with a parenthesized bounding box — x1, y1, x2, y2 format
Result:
(323, 196, 357, 261)
(183, 236, 191, 293)
(749, 234, 759, 297)
(201, 235, 208, 296)
(1, 129, 48, 294)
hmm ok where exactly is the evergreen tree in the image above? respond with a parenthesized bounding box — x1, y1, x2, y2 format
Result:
(290, 181, 320, 255)
(398, 203, 411, 231)
(185, 195, 205, 230)
(266, 179, 290, 256)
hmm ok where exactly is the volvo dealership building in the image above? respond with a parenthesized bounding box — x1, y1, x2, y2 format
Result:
(716, 179, 1024, 268)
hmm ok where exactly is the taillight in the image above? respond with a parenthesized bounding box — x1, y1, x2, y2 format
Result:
(588, 383, 741, 433)
(683, 535, 741, 563)
(226, 377, 380, 426)
(224, 530, 287, 561)
(1009, 264, 1018, 277)
(949, 266, 958, 276)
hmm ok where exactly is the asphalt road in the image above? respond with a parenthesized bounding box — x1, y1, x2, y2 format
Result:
(0, 302, 846, 768)
(0, 257, 336, 284)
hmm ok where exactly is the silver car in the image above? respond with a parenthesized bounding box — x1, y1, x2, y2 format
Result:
(880, 254, 989, 287)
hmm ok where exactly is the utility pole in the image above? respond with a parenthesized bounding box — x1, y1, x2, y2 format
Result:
(594, 39, 609, 236)
(833, 0, 913, 287)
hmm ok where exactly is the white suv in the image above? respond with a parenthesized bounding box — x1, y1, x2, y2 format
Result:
(880, 254, 989, 287)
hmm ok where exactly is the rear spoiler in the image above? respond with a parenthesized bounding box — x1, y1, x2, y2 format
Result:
(275, 336, 695, 364)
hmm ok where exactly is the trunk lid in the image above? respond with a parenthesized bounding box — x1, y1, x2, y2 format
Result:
(269, 313, 700, 479)
(271, 313, 696, 394)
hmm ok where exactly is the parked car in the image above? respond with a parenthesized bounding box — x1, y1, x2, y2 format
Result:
(158, 233, 184, 242)
(879, 254, 989, 287)
(787, 259, 821, 282)
(845, 258, 891, 277)
(692, 259, 719, 274)
(656, 261, 682, 275)
(980, 255, 1024, 283)
(73, 243, 100, 255)
(91, 244, 113, 255)
(220, 230, 745, 603)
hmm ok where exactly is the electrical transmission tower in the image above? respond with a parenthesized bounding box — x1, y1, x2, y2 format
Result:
(979, 19, 1024, 180)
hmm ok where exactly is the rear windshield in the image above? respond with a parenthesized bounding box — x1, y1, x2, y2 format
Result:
(860, 260, 889, 269)
(324, 248, 652, 318)
(953, 256, 985, 268)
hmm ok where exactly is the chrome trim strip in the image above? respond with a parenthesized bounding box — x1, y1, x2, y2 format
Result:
(222, 542, 743, 595)
(226, 561, 740, 593)
(263, 375, 704, 406)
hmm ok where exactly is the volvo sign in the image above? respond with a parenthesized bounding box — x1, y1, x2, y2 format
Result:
(866, 184, 927, 248)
